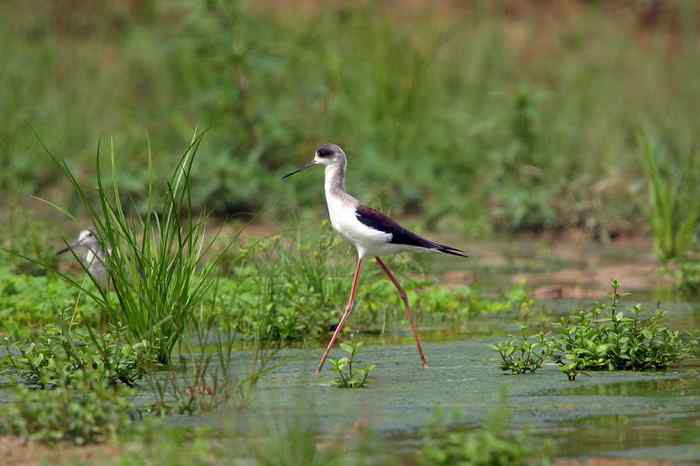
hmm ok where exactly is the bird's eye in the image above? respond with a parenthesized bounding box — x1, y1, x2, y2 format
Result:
(317, 147, 334, 158)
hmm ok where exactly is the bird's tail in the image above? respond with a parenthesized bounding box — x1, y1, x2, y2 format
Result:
(431, 242, 468, 258)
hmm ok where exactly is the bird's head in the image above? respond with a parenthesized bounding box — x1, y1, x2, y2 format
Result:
(56, 229, 99, 255)
(282, 144, 346, 180)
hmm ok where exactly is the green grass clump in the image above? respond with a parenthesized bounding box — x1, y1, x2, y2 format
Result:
(329, 342, 375, 389)
(549, 280, 691, 381)
(0, 370, 135, 445)
(45, 135, 218, 365)
(639, 133, 700, 262)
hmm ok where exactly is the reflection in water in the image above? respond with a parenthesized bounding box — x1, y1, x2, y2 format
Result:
(542, 375, 700, 460)
(548, 414, 700, 459)
(556, 376, 700, 397)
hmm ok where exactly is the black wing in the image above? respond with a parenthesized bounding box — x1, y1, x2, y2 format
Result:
(355, 205, 467, 257)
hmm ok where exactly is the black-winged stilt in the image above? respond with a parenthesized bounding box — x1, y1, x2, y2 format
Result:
(57, 229, 110, 287)
(283, 144, 467, 374)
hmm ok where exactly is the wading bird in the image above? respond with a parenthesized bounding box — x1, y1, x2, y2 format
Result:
(57, 229, 110, 288)
(283, 144, 467, 373)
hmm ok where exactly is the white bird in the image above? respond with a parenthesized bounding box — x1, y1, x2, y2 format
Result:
(283, 144, 467, 373)
(57, 229, 110, 288)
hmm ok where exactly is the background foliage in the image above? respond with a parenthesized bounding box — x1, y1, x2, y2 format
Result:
(3, 0, 700, 236)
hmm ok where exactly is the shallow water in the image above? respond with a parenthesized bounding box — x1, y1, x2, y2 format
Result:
(2, 235, 699, 463)
(155, 314, 700, 463)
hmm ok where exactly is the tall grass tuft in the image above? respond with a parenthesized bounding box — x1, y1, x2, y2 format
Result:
(42, 134, 218, 365)
(639, 133, 700, 262)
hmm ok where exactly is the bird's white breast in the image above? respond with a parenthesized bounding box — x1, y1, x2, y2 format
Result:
(323, 162, 406, 258)
(325, 195, 396, 258)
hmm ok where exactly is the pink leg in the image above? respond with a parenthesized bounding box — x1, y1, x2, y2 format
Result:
(375, 257, 429, 368)
(316, 257, 363, 374)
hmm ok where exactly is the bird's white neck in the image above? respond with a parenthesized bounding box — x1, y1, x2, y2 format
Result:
(324, 162, 347, 197)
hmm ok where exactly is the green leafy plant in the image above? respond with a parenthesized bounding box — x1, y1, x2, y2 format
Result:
(0, 370, 135, 445)
(329, 342, 375, 389)
(491, 328, 548, 375)
(4, 321, 149, 388)
(639, 133, 700, 262)
(490, 280, 694, 381)
(549, 280, 692, 381)
(39, 135, 219, 365)
(419, 392, 550, 466)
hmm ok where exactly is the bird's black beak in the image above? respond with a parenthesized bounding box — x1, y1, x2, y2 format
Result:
(56, 240, 80, 256)
(281, 162, 317, 180)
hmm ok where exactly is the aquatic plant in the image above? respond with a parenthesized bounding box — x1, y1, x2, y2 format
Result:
(550, 280, 691, 381)
(4, 321, 148, 388)
(491, 281, 693, 380)
(329, 342, 375, 389)
(0, 370, 135, 445)
(491, 328, 548, 375)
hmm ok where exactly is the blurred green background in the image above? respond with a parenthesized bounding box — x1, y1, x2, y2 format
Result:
(2, 0, 699, 237)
